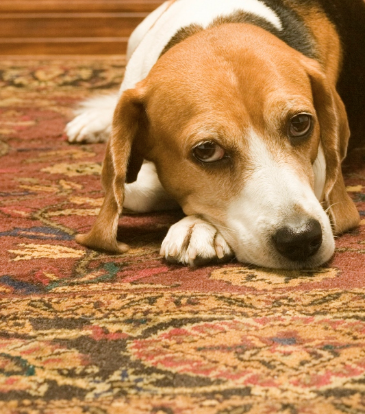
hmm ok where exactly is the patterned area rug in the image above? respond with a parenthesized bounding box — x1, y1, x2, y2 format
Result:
(1, 58, 365, 414)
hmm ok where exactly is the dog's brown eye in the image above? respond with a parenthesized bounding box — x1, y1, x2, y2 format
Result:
(192, 141, 225, 163)
(288, 113, 312, 139)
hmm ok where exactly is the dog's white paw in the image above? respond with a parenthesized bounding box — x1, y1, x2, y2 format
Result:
(66, 94, 118, 143)
(66, 110, 112, 143)
(160, 215, 234, 266)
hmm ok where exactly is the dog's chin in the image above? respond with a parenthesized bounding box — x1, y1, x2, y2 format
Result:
(234, 240, 336, 270)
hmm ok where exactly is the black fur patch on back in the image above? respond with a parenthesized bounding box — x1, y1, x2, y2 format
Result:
(160, 24, 204, 57)
(211, 8, 316, 59)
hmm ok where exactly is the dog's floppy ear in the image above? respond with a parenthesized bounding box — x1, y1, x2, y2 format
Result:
(304, 58, 359, 234)
(76, 87, 146, 253)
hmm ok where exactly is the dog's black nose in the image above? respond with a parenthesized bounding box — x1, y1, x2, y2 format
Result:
(272, 219, 322, 261)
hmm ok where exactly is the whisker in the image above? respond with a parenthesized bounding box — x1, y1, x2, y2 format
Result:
(323, 202, 341, 234)
(324, 202, 340, 214)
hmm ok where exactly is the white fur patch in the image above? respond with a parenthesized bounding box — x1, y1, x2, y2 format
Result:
(126, 2, 171, 61)
(312, 143, 326, 200)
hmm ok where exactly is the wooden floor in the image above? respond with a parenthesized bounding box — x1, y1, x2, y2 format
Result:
(0, 0, 164, 55)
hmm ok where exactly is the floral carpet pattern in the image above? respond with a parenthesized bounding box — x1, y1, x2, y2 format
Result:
(1, 58, 365, 413)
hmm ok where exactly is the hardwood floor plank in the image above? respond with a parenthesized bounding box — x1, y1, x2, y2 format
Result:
(0, 14, 147, 38)
(0, 1, 163, 13)
(0, 39, 129, 55)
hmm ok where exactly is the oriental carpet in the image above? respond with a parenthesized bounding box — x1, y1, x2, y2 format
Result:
(0, 58, 365, 414)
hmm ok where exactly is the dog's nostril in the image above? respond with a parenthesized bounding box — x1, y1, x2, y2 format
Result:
(272, 219, 322, 261)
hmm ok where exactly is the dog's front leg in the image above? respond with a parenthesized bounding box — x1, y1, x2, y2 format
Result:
(124, 162, 179, 212)
(161, 216, 234, 267)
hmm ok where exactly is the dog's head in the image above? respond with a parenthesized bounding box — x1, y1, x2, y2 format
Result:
(77, 23, 359, 268)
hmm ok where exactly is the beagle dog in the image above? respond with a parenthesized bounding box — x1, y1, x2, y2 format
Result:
(66, 0, 365, 269)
